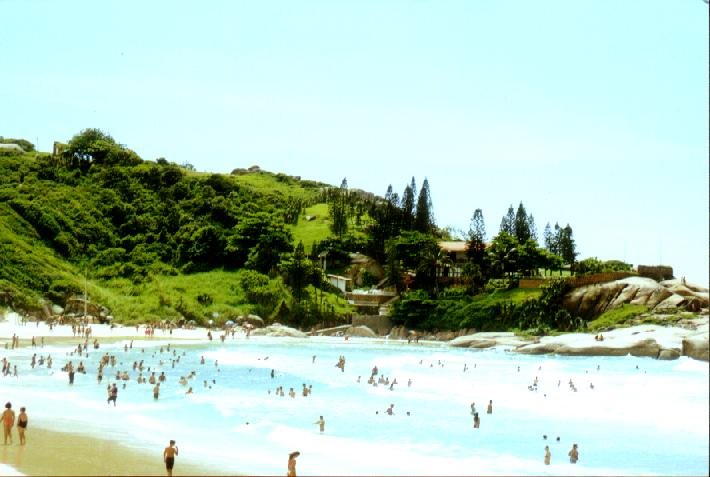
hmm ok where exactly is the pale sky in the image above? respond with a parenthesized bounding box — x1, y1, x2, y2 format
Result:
(1, 0, 708, 284)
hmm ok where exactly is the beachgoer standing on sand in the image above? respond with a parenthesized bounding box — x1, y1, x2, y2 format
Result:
(487, 400, 493, 414)
(287, 451, 300, 476)
(568, 443, 579, 463)
(314, 415, 325, 433)
(2, 403, 15, 445)
(544, 445, 551, 465)
(17, 407, 28, 445)
(163, 439, 179, 476)
(473, 412, 480, 428)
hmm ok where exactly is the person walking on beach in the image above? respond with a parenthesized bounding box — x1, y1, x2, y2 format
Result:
(163, 439, 179, 476)
(568, 443, 579, 464)
(17, 407, 28, 445)
(314, 415, 325, 433)
(544, 445, 551, 465)
(287, 451, 300, 476)
(2, 403, 15, 445)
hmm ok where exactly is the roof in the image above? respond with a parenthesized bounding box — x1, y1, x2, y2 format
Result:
(438, 241, 468, 253)
(0, 143, 24, 151)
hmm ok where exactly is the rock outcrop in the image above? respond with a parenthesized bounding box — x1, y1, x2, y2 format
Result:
(681, 335, 709, 361)
(250, 323, 308, 338)
(345, 325, 378, 338)
(450, 332, 532, 349)
(308, 324, 378, 338)
(564, 277, 709, 319)
(510, 318, 709, 361)
(515, 338, 662, 358)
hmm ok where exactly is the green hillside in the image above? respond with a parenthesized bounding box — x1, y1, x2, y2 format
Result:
(1, 129, 602, 335)
(0, 130, 352, 328)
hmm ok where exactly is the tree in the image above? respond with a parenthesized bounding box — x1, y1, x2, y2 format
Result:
(401, 181, 416, 230)
(64, 128, 141, 167)
(499, 205, 515, 235)
(414, 178, 434, 233)
(514, 202, 531, 243)
(329, 178, 349, 239)
(385, 231, 439, 292)
(557, 224, 577, 266)
(516, 239, 547, 277)
(226, 212, 293, 273)
(487, 232, 519, 278)
(546, 222, 563, 256)
(282, 241, 311, 302)
(527, 214, 538, 242)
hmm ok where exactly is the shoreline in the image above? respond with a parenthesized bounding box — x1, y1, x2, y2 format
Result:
(0, 425, 235, 476)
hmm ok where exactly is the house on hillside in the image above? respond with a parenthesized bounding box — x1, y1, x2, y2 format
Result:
(438, 240, 471, 284)
(439, 241, 468, 262)
(327, 274, 352, 293)
(0, 143, 24, 153)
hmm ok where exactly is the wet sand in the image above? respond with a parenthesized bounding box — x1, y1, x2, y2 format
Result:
(0, 425, 235, 476)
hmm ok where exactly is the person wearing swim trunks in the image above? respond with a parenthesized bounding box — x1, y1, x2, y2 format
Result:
(163, 439, 178, 476)
(17, 407, 28, 445)
(1, 403, 15, 445)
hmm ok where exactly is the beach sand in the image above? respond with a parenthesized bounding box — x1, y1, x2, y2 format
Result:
(0, 425, 234, 476)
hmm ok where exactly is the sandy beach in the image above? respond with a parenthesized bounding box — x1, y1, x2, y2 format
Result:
(0, 426, 232, 476)
(0, 317, 223, 476)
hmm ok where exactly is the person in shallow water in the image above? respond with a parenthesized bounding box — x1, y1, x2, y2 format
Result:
(569, 443, 579, 463)
(544, 445, 551, 465)
(314, 415, 325, 433)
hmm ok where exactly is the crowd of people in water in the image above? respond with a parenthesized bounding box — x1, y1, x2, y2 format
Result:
(0, 321, 602, 475)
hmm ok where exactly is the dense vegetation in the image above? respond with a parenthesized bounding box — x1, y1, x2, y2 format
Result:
(0, 130, 344, 327)
(0, 129, 635, 333)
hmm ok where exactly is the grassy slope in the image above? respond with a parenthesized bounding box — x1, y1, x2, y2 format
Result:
(289, 203, 332, 252)
(472, 287, 542, 306)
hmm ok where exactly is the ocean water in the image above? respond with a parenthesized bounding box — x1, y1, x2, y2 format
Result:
(1, 334, 708, 476)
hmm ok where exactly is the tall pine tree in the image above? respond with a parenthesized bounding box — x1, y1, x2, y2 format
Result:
(466, 208, 487, 264)
(499, 205, 515, 235)
(414, 178, 433, 233)
(329, 178, 349, 239)
(514, 202, 531, 243)
(401, 180, 416, 230)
